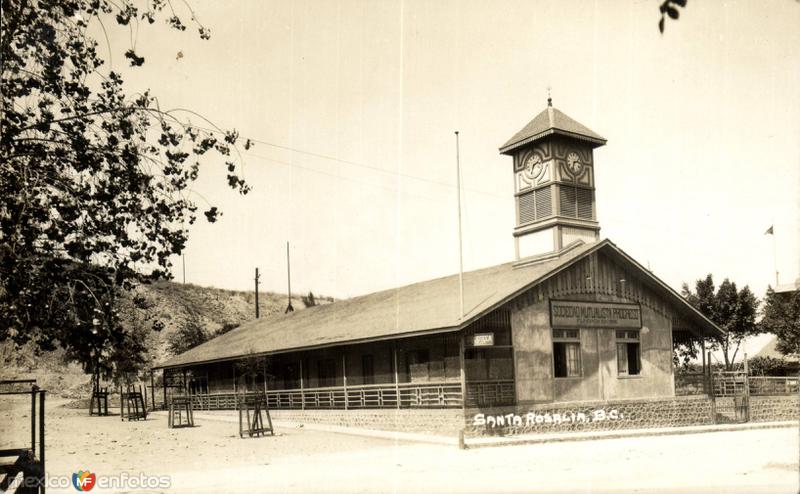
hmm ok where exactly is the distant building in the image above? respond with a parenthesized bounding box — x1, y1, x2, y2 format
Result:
(153, 102, 724, 411)
(754, 337, 799, 375)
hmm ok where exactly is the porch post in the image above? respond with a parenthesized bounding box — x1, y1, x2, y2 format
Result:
(150, 370, 155, 410)
(263, 357, 268, 395)
(393, 344, 400, 409)
(459, 332, 467, 409)
(701, 339, 707, 375)
(182, 369, 188, 395)
(342, 352, 348, 410)
(162, 369, 167, 409)
(299, 357, 305, 410)
(232, 364, 237, 394)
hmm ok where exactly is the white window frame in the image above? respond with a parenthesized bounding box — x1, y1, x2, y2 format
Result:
(552, 328, 582, 378)
(616, 329, 642, 376)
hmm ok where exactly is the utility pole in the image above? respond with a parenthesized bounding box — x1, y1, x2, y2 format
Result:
(455, 131, 465, 319)
(182, 254, 186, 284)
(254, 267, 260, 319)
(285, 242, 294, 313)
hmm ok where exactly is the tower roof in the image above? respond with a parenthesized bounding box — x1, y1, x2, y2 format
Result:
(500, 103, 606, 154)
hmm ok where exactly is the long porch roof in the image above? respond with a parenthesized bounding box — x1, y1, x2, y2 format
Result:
(156, 239, 724, 369)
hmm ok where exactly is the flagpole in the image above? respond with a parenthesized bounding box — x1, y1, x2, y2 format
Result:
(766, 223, 778, 287)
(455, 131, 464, 319)
(772, 223, 778, 286)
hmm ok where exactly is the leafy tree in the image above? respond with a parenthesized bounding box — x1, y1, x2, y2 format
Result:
(747, 356, 796, 377)
(681, 274, 759, 370)
(672, 329, 700, 369)
(658, 0, 688, 33)
(759, 286, 800, 356)
(301, 291, 317, 308)
(1, 1, 250, 377)
(166, 311, 208, 356)
(109, 291, 160, 382)
(235, 348, 269, 393)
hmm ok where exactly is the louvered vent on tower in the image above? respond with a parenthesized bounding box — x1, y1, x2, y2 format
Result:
(535, 186, 552, 218)
(558, 184, 594, 220)
(577, 188, 593, 219)
(517, 186, 553, 225)
(559, 185, 577, 217)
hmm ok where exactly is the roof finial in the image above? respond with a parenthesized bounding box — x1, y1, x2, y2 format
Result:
(546, 86, 552, 107)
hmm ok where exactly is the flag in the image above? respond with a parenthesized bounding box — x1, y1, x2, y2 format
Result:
(764, 225, 774, 235)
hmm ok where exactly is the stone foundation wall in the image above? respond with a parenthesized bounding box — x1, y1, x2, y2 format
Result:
(750, 396, 800, 422)
(268, 409, 465, 435)
(244, 395, 799, 438)
(465, 396, 714, 437)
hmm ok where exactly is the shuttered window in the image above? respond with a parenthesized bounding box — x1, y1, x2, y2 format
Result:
(518, 191, 536, 224)
(517, 186, 553, 225)
(560, 185, 577, 217)
(558, 184, 594, 220)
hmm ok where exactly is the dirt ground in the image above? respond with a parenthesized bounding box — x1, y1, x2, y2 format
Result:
(1, 397, 798, 493)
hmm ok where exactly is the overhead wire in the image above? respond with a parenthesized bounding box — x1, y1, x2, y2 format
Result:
(188, 123, 509, 201)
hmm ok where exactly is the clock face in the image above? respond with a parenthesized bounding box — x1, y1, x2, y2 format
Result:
(566, 152, 583, 175)
(524, 155, 543, 177)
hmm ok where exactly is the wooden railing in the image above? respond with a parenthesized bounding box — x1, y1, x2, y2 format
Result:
(748, 376, 799, 396)
(465, 380, 515, 407)
(185, 380, 515, 410)
(684, 373, 800, 397)
(676, 373, 799, 397)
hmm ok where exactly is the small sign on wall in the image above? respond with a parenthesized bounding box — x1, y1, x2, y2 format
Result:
(471, 333, 495, 347)
(550, 300, 641, 329)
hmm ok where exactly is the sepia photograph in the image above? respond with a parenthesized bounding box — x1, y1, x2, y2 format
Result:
(1, 1, 799, 493)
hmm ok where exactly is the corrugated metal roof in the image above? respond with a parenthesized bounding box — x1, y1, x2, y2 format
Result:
(499, 105, 606, 154)
(156, 240, 723, 369)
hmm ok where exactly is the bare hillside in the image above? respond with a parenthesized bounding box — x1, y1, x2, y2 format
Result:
(0, 282, 330, 397)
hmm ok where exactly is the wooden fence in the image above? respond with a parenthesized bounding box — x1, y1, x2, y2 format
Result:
(676, 373, 799, 397)
(185, 380, 515, 411)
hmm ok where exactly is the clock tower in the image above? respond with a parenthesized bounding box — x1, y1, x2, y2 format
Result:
(500, 99, 606, 263)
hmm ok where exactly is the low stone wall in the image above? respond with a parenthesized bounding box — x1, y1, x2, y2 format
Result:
(750, 396, 800, 423)
(465, 396, 714, 437)
(217, 395, 799, 438)
(269, 408, 465, 435)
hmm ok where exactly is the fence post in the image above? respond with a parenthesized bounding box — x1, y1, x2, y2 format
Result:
(743, 353, 750, 422)
(707, 352, 716, 425)
(30, 385, 37, 458)
(39, 391, 45, 473)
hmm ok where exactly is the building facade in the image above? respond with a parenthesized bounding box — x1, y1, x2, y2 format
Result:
(154, 103, 723, 413)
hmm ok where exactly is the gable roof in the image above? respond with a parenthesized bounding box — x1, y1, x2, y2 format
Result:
(156, 239, 723, 369)
(499, 105, 606, 154)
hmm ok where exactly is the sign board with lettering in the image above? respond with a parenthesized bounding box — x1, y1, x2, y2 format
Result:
(471, 333, 494, 347)
(550, 300, 641, 329)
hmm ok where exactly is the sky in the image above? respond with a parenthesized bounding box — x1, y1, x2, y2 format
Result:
(105, 0, 799, 353)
